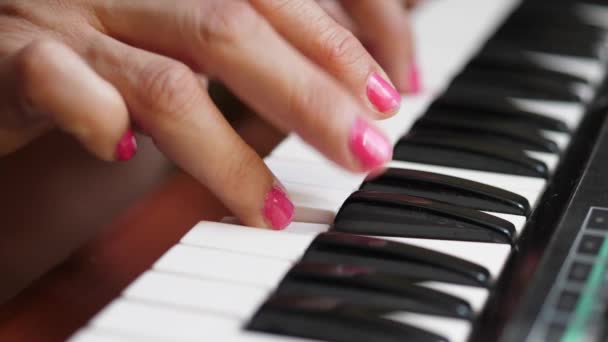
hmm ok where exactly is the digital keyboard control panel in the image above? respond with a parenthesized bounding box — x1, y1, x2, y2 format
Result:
(529, 207, 608, 341)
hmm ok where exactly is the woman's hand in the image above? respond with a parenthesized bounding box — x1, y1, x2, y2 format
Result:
(0, 0, 409, 230)
(318, 0, 423, 93)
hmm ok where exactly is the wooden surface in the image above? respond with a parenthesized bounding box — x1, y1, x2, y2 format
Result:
(0, 115, 284, 341)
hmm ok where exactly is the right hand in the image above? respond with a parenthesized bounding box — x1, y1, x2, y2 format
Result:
(0, 0, 405, 230)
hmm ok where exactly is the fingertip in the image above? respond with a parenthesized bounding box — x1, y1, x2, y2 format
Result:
(366, 72, 402, 116)
(348, 116, 393, 171)
(115, 127, 138, 161)
(262, 184, 295, 230)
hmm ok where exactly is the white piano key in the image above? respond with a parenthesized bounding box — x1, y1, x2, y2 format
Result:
(69, 330, 136, 342)
(525, 151, 559, 172)
(266, 158, 365, 191)
(413, 0, 520, 88)
(90, 300, 241, 341)
(388, 160, 545, 207)
(123, 271, 268, 319)
(380, 237, 511, 280)
(90, 300, 313, 342)
(482, 212, 527, 235)
(182, 222, 314, 260)
(511, 98, 584, 130)
(376, 93, 436, 143)
(527, 51, 605, 84)
(271, 135, 328, 165)
(541, 130, 570, 151)
(154, 245, 292, 288)
(577, 3, 608, 30)
(420, 282, 488, 313)
(222, 218, 330, 236)
(282, 182, 351, 224)
(386, 312, 472, 342)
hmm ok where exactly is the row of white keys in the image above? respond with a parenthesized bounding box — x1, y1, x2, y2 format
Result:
(267, 157, 545, 210)
(78, 221, 497, 342)
(154, 222, 498, 342)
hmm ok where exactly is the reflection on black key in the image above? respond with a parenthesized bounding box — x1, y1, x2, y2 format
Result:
(277, 262, 474, 319)
(249, 295, 449, 342)
(472, 47, 589, 85)
(394, 132, 549, 178)
(413, 116, 559, 152)
(304, 233, 491, 287)
(492, 30, 604, 59)
(433, 95, 570, 133)
(360, 168, 531, 216)
(334, 191, 516, 244)
(451, 71, 583, 103)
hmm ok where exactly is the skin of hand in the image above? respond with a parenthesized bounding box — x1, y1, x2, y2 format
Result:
(317, 0, 422, 93)
(0, 0, 417, 230)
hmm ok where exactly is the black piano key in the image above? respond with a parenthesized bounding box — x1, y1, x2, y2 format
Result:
(434, 92, 571, 133)
(277, 262, 474, 319)
(333, 191, 516, 244)
(451, 70, 584, 103)
(394, 132, 549, 178)
(413, 115, 560, 153)
(491, 30, 605, 60)
(500, 7, 607, 41)
(249, 295, 448, 342)
(471, 48, 590, 85)
(360, 167, 531, 216)
(305, 233, 491, 286)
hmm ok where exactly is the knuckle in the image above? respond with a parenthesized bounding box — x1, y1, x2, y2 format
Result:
(15, 40, 60, 92)
(136, 60, 200, 123)
(197, 1, 263, 47)
(319, 26, 366, 66)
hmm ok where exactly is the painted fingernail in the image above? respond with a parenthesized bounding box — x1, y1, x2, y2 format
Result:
(366, 72, 401, 113)
(349, 117, 393, 170)
(116, 128, 137, 161)
(408, 62, 422, 94)
(263, 185, 294, 230)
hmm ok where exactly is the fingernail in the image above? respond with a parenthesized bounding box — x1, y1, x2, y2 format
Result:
(263, 185, 294, 230)
(366, 72, 401, 113)
(116, 128, 137, 161)
(349, 117, 393, 170)
(408, 62, 422, 94)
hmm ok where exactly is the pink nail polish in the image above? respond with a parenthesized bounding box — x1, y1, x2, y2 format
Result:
(366, 72, 401, 113)
(408, 62, 422, 94)
(349, 117, 393, 170)
(263, 185, 295, 230)
(116, 128, 137, 161)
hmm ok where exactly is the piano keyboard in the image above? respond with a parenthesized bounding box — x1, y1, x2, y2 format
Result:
(69, 0, 608, 341)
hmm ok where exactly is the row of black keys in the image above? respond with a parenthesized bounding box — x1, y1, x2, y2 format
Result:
(394, 0, 608, 178)
(245, 168, 521, 342)
(247, 1, 605, 341)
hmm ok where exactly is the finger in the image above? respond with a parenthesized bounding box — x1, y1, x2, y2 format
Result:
(86, 35, 294, 230)
(340, 0, 421, 94)
(0, 39, 133, 160)
(95, 0, 393, 172)
(251, 0, 401, 117)
(316, 0, 357, 34)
